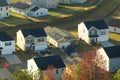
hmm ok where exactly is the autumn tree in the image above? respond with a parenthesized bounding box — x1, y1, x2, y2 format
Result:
(12, 69, 32, 80)
(4, 62, 10, 68)
(79, 50, 108, 80)
(43, 65, 56, 80)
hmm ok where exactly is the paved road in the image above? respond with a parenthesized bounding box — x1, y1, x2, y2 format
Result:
(100, 41, 114, 47)
(4, 54, 21, 64)
(0, 68, 12, 80)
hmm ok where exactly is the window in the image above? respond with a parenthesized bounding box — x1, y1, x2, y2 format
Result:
(6, 7, 8, 10)
(26, 39, 34, 44)
(83, 29, 85, 33)
(6, 13, 8, 16)
(56, 70, 58, 74)
(1, 8, 2, 11)
(114, 28, 116, 31)
(101, 31, 105, 35)
(5, 42, 12, 46)
(38, 38, 44, 42)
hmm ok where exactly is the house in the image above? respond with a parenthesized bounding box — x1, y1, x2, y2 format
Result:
(0, 31, 15, 56)
(27, 55, 66, 80)
(45, 26, 76, 49)
(30, 0, 59, 8)
(10, 2, 48, 17)
(78, 19, 109, 44)
(59, 0, 87, 4)
(108, 19, 120, 34)
(16, 28, 47, 52)
(97, 45, 120, 72)
(0, 0, 9, 19)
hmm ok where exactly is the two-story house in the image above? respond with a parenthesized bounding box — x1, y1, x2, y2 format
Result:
(0, 0, 9, 19)
(16, 28, 47, 52)
(78, 19, 109, 44)
(30, 0, 59, 8)
(27, 55, 66, 80)
(59, 0, 87, 4)
(0, 31, 15, 56)
(97, 46, 120, 72)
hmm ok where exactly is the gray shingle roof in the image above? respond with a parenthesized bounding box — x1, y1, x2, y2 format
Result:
(21, 28, 47, 37)
(0, 31, 14, 41)
(84, 19, 108, 30)
(11, 2, 30, 10)
(0, 0, 8, 6)
(34, 55, 66, 70)
(103, 45, 120, 58)
(30, 6, 39, 11)
(108, 19, 120, 28)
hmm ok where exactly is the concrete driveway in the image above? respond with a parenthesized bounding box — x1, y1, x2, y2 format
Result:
(4, 54, 21, 64)
(100, 41, 114, 47)
(0, 68, 12, 80)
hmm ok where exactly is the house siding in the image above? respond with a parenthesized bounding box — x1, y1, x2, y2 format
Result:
(16, 30, 26, 51)
(0, 6, 9, 19)
(109, 58, 120, 72)
(78, 22, 90, 43)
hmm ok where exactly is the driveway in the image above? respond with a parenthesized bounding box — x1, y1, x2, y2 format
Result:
(0, 68, 12, 80)
(4, 54, 21, 64)
(100, 41, 115, 47)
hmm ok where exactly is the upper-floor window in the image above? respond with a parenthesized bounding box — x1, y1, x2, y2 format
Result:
(6, 7, 8, 10)
(5, 42, 12, 46)
(1, 8, 2, 11)
(26, 39, 34, 44)
(38, 38, 44, 42)
(56, 70, 58, 74)
(101, 31, 105, 35)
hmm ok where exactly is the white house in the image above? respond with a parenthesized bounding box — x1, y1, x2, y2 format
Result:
(10, 2, 48, 17)
(97, 46, 120, 72)
(0, 31, 15, 56)
(0, 0, 9, 19)
(27, 55, 66, 80)
(59, 0, 87, 4)
(30, 0, 59, 8)
(78, 19, 109, 44)
(108, 19, 120, 34)
(16, 28, 47, 52)
(45, 26, 76, 49)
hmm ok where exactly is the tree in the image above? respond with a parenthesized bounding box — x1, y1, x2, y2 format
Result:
(43, 65, 56, 80)
(4, 62, 10, 68)
(79, 50, 108, 80)
(113, 69, 120, 80)
(12, 69, 32, 80)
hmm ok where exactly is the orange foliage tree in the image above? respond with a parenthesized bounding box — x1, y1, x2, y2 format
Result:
(79, 50, 108, 80)
(43, 65, 56, 80)
(4, 62, 10, 68)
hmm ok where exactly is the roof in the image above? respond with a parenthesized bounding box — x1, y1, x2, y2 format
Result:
(11, 2, 30, 10)
(30, 6, 39, 11)
(21, 28, 47, 37)
(45, 26, 75, 43)
(33, 55, 66, 70)
(0, 31, 14, 41)
(108, 19, 120, 28)
(103, 45, 120, 58)
(84, 19, 108, 30)
(0, 0, 8, 6)
(89, 34, 99, 37)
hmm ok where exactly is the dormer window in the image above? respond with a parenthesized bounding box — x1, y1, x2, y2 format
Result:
(5, 42, 12, 46)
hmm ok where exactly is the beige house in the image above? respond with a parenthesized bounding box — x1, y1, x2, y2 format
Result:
(59, 0, 87, 4)
(45, 26, 76, 49)
(31, 0, 59, 8)
(0, 0, 9, 19)
(16, 28, 47, 52)
(27, 55, 65, 80)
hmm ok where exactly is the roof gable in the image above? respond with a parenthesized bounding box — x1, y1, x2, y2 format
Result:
(30, 6, 39, 12)
(0, 0, 8, 6)
(21, 28, 47, 38)
(34, 55, 66, 70)
(104, 45, 120, 58)
(84, 20, 108, 30)
(0, 31, 14, 41)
